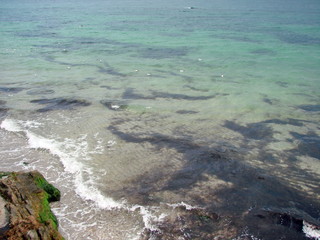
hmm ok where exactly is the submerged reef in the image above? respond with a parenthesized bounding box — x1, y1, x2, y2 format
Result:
(0, 171, 63, 240)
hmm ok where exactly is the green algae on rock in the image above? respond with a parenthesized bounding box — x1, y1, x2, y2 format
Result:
(0, 171, 63, 240)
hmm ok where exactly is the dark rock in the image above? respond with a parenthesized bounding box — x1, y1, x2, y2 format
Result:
(0, 87, 24, 93)
(262, 118, 304, 127)
(299, 104, 320, 112)
(0, 171, 63, 240)
(31, 97, 91, 112)
(176, 110, 199, 114)
(122, 88, 155, 100)
(184, 85, 210, 92)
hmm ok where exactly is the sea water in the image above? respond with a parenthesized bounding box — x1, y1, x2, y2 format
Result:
(0, 0, 320, 239)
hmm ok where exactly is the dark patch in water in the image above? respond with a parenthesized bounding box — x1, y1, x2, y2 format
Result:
(138, 47, 188, 59)
(0, 102, 9, 118)
(98, 64, 126, 77)
(184, 85, 210, 92)
(26, 89, 55, 96)
(0, 100, 8, 117)
(211, 34, 261, 44)
(121, 88, 216, 101)
(290, 132, 320, 159)
(108, 125, 229, 191)
(108, 123, 320, 239)
(153, 70, 194, 82)
(43, 55, 126, 77)
(276, 32, 320, 45)
(298, 104, 320, 112)
(142, 206, 226, 240)
(100, 85, 120, 90)
(263, 98, 273, 105)
(30, 98, 91, 112)
(176, 110, 198, 114)
(224, 120, 274, 140)
(251, 48, 276, 55)
(151, 91, 216, 101)
(0, 87, 24, 93)
(108, 126, 199, 151)
(262, 118, 305, 127)
(122, 88, 155, 100)
(275, 81, 289, 88)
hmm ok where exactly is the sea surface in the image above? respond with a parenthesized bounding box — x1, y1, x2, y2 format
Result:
(0, 0, 320, 239)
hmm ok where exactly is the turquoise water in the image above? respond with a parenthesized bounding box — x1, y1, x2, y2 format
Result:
(1, 0, 320, 239)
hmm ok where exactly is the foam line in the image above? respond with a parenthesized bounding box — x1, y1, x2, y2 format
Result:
(1, 118, 123, 210)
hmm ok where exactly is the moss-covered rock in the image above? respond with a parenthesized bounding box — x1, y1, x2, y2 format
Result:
(0, 171, 64, 240)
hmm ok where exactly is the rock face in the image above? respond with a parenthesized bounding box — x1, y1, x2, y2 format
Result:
(0, 171, 64, 240)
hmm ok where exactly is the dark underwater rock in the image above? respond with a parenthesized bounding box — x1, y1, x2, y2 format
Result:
(0, 171, 63, 240)
(176, 110, 199, 114)
(299, 104, 320, 112)
(0, 87, 24, 94)
(31, 97, 91, 112)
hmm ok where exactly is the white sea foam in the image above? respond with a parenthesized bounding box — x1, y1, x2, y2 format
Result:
(1, 118, 22, 132)
(0, 118, 123, 210)
(167, 201, 200, 210)
(129, 205, 163, 233)
(303, 221, 320, 240)
(75, 172, 124, 209)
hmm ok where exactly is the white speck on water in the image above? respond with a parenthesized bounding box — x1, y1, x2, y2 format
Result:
(111, 104, 120, 110)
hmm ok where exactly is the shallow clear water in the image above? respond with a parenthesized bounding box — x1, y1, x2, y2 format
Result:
(1, 0, 320, 239)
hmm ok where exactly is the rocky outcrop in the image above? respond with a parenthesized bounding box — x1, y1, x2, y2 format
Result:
(0, 171, 64, 240)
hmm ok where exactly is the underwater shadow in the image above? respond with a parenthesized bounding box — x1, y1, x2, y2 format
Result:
(108, 118, 320, 239)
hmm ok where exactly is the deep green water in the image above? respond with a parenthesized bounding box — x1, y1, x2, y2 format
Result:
(1, 0, 320, 239)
